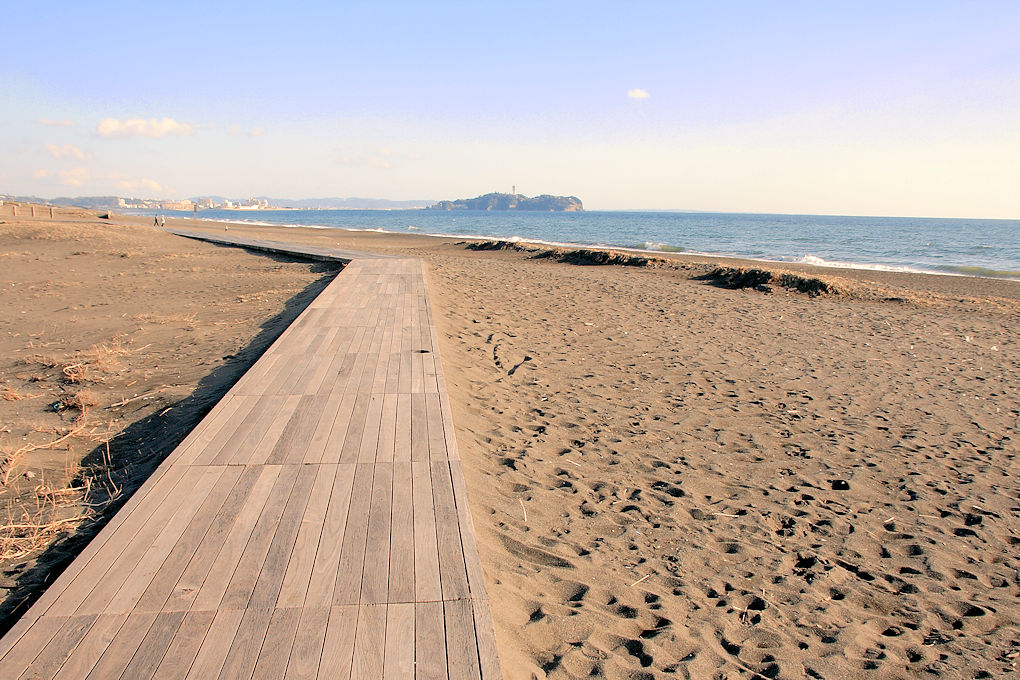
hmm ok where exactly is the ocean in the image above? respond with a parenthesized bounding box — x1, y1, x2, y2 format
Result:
(139, 209, 1020, 281)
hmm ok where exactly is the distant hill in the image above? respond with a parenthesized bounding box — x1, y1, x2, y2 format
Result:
(428, 193, 583, 212)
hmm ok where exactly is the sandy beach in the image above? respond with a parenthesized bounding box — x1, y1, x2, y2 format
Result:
(1, 208, 1017, 678)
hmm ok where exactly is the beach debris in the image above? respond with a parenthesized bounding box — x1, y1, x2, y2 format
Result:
(630, 574, 651, 587)
(519, 498, 528, 523)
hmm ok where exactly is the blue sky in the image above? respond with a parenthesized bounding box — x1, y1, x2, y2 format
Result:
(3, 1, 1019, 216)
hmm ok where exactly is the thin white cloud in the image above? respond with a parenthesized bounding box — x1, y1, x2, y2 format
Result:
(45, 144, 92, 161)
(38, 118, 75, 127)
(249, 127, 265, 137)
(627, 88, 650, 100)
(334, 145, 419, 169)
(32, 168, 50, 179)
(111, 174, 166, 193)
(97, 117, 195, 139)
(58, 167, 90, 187)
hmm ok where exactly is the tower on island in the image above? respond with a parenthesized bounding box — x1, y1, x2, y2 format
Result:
(512, 184, 516, 196)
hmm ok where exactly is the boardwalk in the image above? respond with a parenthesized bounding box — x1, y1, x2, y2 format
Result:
(0, 249, 501, 679)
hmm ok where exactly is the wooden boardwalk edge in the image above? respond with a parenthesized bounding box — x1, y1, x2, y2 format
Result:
(0, 238, 502, 679)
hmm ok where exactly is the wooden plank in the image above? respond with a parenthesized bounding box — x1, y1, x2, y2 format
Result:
(72, 466, 212, 615)
(267, 394, 328, 465)
(134, 465, 248, 612)
(376, 394, 397, 464)
(248, 463, 318, 609)
(414, 602, 448, 680)
(250, 608, 302, 680)
(148, 610, 215, 680)
(219, 465, 301, 609)
(383, 603, 414, 680)
(339, 394, 372, 464)
(183, 609, 244, 680)
(82, 611, 157, 680)
(302, 393, 345, 463)
(437, 391, 460, 461)
(230, 353, 281, 397)
(444, 599, 482, 680)
(117, 610, 186, 680)
(0, 616, 66, 677)
(394, 394, 412, 463)
(425, 393, 447, 461)
(471, 600, 502, 680)
(172, 465, 280, 611)
(430, 461, 469, 601)
(358, 395, 385, 464)
(410, 394, 429, 462)
(360, 463, 393, 605)
(215, 607, 273, 680)
(305, 464, 356, 606)
(411, 462, 442, 602)
(187, 395, 260, 466)
(351, 605, 385, 680)
(167, 396, 245, 466)
(448, 461, 489, 601)
(12, 614, 94, 680)
(50, 614, 125, 680)
(388, 462, 414, 604)
(333, 464, 375, 605)
(102, 467, 226, 615)
(244, 395, 302, 465)
(318, 605, 358, 680)
(276, 464, 336, 608)
(207, 396, 286, 466)
(282, 607, 328, 680)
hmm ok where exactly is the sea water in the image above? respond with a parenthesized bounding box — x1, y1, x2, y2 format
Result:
(141, 209, 1020, 281)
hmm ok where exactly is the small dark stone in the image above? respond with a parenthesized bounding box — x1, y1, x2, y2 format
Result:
(830, 479, 850, 490)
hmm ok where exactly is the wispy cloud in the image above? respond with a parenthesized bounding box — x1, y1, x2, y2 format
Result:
(627, 88, 650, 100)
(45, 144, 92, 161)
(111, 174, 166, 193)
(58, 167, 90, 187)
(334, 145, 418, 169)
(228, 124, 265, 137)
(37, 118, 75, 127)
(97, 117, 195, 139)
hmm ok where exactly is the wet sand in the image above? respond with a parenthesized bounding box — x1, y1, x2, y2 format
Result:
(2, 208, 1018, 678)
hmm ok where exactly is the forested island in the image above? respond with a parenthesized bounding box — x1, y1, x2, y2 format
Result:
(428, 192, 583, 211)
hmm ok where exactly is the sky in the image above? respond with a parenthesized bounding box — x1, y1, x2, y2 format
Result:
(2, 1, 1019, 217)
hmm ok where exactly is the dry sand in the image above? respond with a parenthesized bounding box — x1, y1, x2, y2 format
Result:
(2, 209, 1018, 678)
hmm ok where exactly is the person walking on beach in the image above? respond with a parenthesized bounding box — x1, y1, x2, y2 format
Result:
(159, 214, 165, 227)
(153, 215, 159, 227)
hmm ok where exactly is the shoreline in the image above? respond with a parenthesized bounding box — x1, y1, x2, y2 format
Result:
(117, 213, 1020, 303)
(117, 209, 1020, 284)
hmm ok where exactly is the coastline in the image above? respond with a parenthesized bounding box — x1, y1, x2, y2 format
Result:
(2, 208, 1017, 677)
(120, 209, 1020, 283)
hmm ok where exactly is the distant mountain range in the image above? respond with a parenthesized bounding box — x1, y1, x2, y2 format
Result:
(428, 193, 583, 211)
(196, 196, 435, 210)
(0, 194, 434, 210)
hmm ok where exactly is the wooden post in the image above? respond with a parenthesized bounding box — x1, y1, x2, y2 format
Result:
(31, 206, 36, 217)
(50, 207, 55, 218)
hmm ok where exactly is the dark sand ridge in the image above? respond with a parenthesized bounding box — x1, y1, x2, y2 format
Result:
(2, 208, 1018, 678)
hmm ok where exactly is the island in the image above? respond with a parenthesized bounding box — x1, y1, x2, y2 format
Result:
(427, 192, 583, 212)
